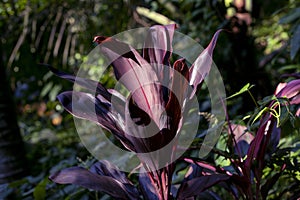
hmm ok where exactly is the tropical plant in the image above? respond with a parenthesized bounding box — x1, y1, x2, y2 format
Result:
(47, 24, 223, 199)
(47, 24, 300, 199)
(184, 78, 300, 199)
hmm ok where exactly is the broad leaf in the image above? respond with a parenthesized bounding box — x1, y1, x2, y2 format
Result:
(143, 24, 176, 103)
(189, 30, 222, 97)
(290, 24, 300, 60)
(230, 124, 254, 157)
(165, 58, 189, 133)
(93, 36, 164, 126)
(46, 64, 112, 101)
(90, 160, 132, 184)
(123, 92, 176, 154)
(267, 122, 281, 153)
(143, 24, 176, 66)
(49, 166, 140, 200)
(279, 8, 300, 24)
(244, 116, 276, 179)
(57, 91, 135, 151)
(275, 79, 300, 102)
(177, 174, 230, 199)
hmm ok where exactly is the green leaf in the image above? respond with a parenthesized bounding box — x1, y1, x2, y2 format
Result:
(251, 107, 269, 125)
(278, 64, 300, 73)
(242, 115, 251, 121)
(8, 178, 28, 187)
(291, 24, 300, 60)
(33, 178, 48, 200)
(49, 85, 62, 101)
(40, 82, 53, 98)
(226, 83, 254, 100)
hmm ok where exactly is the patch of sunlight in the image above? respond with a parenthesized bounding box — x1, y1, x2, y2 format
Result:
(136, 6, 176, 25)
(253, 14, 289, 55)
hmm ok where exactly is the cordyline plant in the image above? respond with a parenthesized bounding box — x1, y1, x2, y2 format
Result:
(184, 78, 300, 200)
(47, 24, 300, 199)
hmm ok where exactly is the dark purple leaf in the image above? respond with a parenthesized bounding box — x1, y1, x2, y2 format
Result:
(57, 91, 135, 151)
(275, 79, 300, 115)
(90, 161, 140, 199)
(49, 166, 139, 200)
(252, 121, 281, 186)
(177, 174, 230, 199)
(93, 36, 164, 126)
(291, 95, 300, 104)
(244, 79, 299, 179)
(165, 58, 189, 133)
(128, 96, 151, 126)
(173, 58, 190, 81)
(183, 158, 246, 192)
(267, 122, 281, 153)
(198, 191, 223, 200)
(139, 172, 160, 200)
(123, 93, 175, 154)
(280, 73, 300, 79)
(93, 36, 141, 67)
(275, 79, 300, 103)
(183, 158, 219, 173)
(244, 120, 267, 173)
(230, 124, 254, 156)
(218, 182, 240, 200)
(127, 126, 174, 153)
(59, 91, 174, 154)
(244, 116, 276, 180)
(143, 24, 177, 94)
(189, 30, 222, 97)
(90, 160, 131, 184)
(183, 164, 202, 181)
(45, 64, 112, 101)
(143, 24, 176, 66)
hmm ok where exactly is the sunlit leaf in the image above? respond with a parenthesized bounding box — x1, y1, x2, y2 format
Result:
(251, 107, 269, 125)
(189, 30, 222, 97)
(226, 83, 254, 100)
(33, 178, 48, 200)
(260, 164, 286, 199)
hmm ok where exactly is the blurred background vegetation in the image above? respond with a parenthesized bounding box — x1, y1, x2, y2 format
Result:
(0, 0, 299, 199)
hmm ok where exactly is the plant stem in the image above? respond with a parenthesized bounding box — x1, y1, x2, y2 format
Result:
(247, 90, 259, 108)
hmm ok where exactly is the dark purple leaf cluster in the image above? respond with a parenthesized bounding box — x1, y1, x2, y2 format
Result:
(47, 25, 300, 199)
